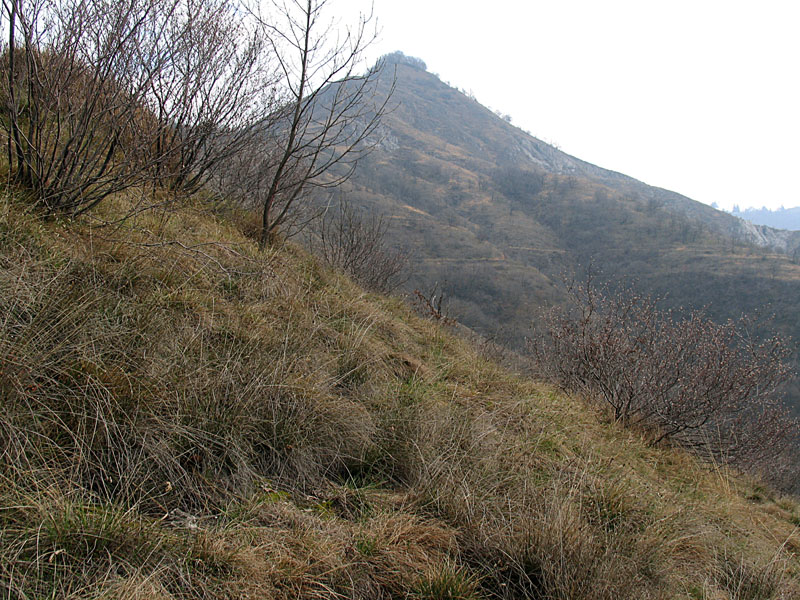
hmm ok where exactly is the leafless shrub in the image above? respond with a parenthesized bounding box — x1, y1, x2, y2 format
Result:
(144, 0, 279, 195)
(2, 0, 172, 214)
(1, 0, 276, 213)
(529, 278, 798, 469)
(412, 282, 455, 325)
(1, 0, 391, 241)
(307, 197, 407, 293)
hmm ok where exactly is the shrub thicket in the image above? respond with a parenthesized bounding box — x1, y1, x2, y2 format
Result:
(2, 0, 274, 214)
(530, 279, 799, 474)
(1, 0, 388, 242)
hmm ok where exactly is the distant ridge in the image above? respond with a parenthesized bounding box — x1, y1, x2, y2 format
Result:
(732, 206, 800, 231)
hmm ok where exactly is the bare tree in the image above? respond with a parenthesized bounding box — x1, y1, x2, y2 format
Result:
(530, 278, 798, 468)
(248, 0, 394, 247)
(307, 195, 406, 293)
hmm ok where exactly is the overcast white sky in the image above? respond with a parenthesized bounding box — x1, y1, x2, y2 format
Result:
(346, 0, 800, 210)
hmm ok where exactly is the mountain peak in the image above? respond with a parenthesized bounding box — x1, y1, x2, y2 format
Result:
(380, 50, 427, 71)
(329, 57, 800, 359)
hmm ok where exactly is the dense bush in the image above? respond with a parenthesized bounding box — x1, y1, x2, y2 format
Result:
(2, 0, 387, 244)
(530, 279, 799, 471)
(2, 0, 273, 214)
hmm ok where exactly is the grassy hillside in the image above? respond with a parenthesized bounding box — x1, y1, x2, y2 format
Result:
(2, 188, 800, 599)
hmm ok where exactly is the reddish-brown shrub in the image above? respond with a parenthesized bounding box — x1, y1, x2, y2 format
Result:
(530, 279, 798, 469)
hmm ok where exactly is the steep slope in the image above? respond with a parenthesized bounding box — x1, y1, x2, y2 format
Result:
(374, 54, 800, 254)
(329, 55, 800, 398)
(2, 189, 800, 599)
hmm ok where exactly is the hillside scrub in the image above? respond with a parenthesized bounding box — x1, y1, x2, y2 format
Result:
(321, 59, 800, 391)
(0, 190, 799, 598)
(1, 0, 388, 240)
(1, 0, 280, 214)
(305, 195, 408, 293)
(530, 278, 799, 486)
(2, 19, 800, 597)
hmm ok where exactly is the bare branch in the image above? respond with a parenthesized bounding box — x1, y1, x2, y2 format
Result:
(239, 0, 393, 248)
(0, 0, 279, 215)
(305, 194, 407, 293)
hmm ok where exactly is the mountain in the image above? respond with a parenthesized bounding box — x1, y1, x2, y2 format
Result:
(4, 44, 800, 598)
(321, 53, 800, 399)
(733, 205, 800, 232)
(369, 53, 800, 255)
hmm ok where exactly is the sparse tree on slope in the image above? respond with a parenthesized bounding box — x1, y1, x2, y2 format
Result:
(247, 0, 393, 248)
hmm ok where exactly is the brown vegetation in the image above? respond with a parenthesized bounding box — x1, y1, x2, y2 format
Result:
(0, 190, 799, 598)
(2, 0, 276, 214)
(325, 60, 800, 411)
(530, 278, 799, 483)
(1, 0, 388, 240)
(1, 9, 800, 599)
(306, 195, 407, 293)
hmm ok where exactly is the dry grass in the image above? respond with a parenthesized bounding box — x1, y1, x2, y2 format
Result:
(1, 189, 800, 598)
